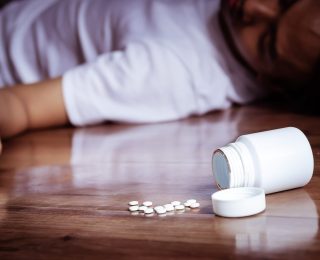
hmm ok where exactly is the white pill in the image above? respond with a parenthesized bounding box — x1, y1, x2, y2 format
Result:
(154, 206, 167, 214)
(139, 206, 148, 212)
(164, 204, 175, 212)
(144, 208, 154, 214)
(129, 205, 139, 212)
(143, 201, 153, 207)
(186, 199, 197, 205)
(128, 201, 139, 206)
(175, 204, 185, 211)
(154, 206, 163, 211)
(190, 202, 200, 209)
(171, 201, 181, 206)
(184, 201, 192, 207)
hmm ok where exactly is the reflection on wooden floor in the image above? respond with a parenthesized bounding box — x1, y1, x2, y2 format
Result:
(0, 105, 319, 259)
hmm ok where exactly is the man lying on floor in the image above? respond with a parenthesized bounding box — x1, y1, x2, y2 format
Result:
(0, 0, 319, 154)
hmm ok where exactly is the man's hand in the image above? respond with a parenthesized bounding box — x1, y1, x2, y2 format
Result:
(0, 77, 69, 138)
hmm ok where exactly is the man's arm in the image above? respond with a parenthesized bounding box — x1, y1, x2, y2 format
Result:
(0, 77, 69, 138)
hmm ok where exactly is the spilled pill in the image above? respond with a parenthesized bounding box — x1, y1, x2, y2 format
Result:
(154, 206, 166, 214)
(129, 205, 139, 212)
(171, 201, 181, 206)
(175, 204, 185, 211)
(190, 202, 200, 209)
(184, 201, 191, 207)
(164, 204, 174, 212)
(129, 199, 199, 217)
(144, 208, 154, 214)
(186, 199, 197, 205)
(139, 206, 148, 212)
(143, 201, 153, 207)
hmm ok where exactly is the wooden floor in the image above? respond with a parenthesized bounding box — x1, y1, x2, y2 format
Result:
(0, 104, 319, 259)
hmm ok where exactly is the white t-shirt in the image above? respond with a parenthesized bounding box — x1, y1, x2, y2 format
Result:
(0, 0, 266, 125)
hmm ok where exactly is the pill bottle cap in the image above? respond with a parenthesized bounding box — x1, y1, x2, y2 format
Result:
(211, 187, 266, 218)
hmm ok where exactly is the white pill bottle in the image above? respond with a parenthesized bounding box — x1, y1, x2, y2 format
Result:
(212, 127, 314, 194)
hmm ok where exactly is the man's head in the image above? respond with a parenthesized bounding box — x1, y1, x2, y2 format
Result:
(220, 0, 320, 110)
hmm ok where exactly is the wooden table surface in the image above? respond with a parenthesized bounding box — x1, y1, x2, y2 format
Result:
(0, 105, 319, 259)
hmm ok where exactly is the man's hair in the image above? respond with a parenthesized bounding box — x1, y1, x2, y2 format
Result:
(219, 0, 319, 114)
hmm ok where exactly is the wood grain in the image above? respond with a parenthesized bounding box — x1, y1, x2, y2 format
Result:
(0, 104, 319, 259)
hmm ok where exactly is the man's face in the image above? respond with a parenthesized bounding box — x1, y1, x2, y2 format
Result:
(221, 0, 320, 84)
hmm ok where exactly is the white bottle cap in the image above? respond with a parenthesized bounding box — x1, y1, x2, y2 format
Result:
(211, 187, 266, 218)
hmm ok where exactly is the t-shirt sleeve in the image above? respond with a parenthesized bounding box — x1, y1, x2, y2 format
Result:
(62, 40, 198, 126)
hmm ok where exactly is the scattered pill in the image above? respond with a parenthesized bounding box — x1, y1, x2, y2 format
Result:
(184, 201, 192, 207)
(129, 199, 199, 217)
(164, 204, 175, 212)
(190, 202, 200, 209)
(175, 204, 185, 211)
(129, 205, 139, 212)
(171, 201, 181, 206)
(186, 199, 197, 205)
(139, 206, 148, 212)
(144, 208, 154, 214)
(143, 201, 153, 207)
(154, 206, 167, 214)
